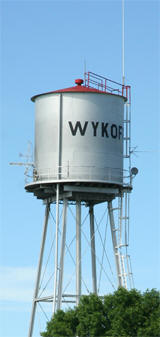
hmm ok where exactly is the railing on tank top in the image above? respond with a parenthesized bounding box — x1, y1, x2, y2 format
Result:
(84, 71, 131, 103)
(33, 165, 124, 184)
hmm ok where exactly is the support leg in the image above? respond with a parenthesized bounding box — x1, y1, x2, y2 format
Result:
(89, 205, 97, 294)
(57, 198, 68, 310)
(28, 202, 50, 337)
(52, 184, 60, 314)
(76, 200, 81, 305)
(108, 201, 123, 288)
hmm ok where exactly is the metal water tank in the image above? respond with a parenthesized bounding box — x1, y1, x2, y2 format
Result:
(27, 78, 126, 194)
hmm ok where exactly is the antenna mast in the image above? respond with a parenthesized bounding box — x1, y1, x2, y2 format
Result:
(122, 0, 125, 85)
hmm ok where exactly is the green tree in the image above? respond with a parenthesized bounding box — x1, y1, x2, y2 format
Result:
(40, 308, 78, 337)
(104, 288, 144, 336)
(41, 288, 160, 337)
(76, 293, 107, 337)
(137, 289, 160, 337)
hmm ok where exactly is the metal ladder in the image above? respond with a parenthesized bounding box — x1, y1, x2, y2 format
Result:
(123, 93, 131, 184)
(108, 192, 134, 289)
(108, 93, 134, 290)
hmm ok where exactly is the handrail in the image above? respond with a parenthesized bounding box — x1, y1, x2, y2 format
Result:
(32, 165, 125, 185)
(84, 71, 131, 103)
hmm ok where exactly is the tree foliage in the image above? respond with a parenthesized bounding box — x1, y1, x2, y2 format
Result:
(76, 294, 106, 337)
(41, 288, 160, 337)
(40, 309, 78, 337)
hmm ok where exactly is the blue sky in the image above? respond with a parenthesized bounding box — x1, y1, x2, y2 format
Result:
(0, 0, 160, 336)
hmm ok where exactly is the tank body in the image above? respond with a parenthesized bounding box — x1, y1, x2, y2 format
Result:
(33, 91, 124, 186)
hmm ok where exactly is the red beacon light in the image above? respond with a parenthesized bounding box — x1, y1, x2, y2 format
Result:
(75, 79, 84, 86)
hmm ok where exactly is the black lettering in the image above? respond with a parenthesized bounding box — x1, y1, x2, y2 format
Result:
(119, 125, 123, 139)
(68, 121, 88, 136)
(91, 121, 99, 136)
(111, 124, 117, 138)
(102, 123, 109, 137)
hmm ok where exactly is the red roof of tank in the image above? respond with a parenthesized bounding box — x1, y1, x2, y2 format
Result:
(55, 85, 104, 93)
(31, 79, 110, 102)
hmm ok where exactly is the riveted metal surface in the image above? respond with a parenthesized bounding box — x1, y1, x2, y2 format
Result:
(32, 91, 124, 187)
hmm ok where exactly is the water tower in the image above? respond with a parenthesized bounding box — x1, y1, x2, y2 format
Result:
(26, 72, 136, 337)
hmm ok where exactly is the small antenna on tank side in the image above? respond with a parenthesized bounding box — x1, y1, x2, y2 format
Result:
(9, 141, 34, 184)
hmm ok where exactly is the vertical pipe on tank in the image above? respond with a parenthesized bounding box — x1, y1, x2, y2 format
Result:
(53, 92, 63, 312)
(76, 200, 81, 305)
(89, 205, 97, 294)
(58, 93, 62, 179)
(28, 202, 50, 337)
(52, 92, 63, 313)
(108, 201, 123, 287)
(57, 198, 68, 310)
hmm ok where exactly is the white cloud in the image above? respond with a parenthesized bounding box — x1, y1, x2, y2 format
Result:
(0, 266, 54, 306)
(0, 266, 36, 303)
